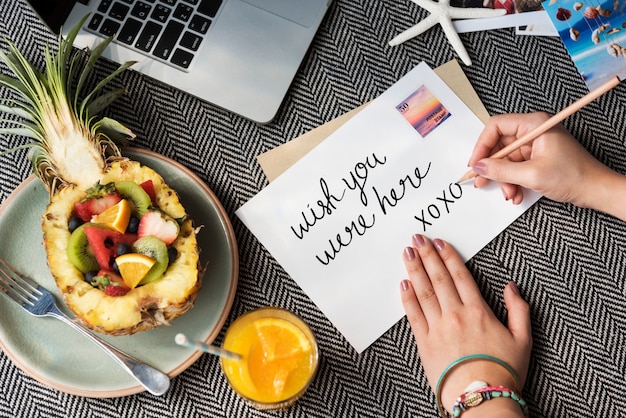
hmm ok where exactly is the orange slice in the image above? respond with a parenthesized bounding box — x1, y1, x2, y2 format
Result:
(91, 199, 132, 233)
(251, 318, 312, 397)
(253, 317, 311, 361)
(115, 253, 156, 289)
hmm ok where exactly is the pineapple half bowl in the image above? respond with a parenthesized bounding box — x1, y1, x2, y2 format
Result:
(0, 16, 209, 335)
(42, 160, 201, 335)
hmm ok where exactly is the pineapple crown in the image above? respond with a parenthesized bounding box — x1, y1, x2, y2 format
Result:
(0, 15, 137, 195)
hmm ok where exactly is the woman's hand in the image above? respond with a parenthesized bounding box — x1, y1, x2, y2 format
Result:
(468, 112, 626, 219)
(400, 235, 532, 414)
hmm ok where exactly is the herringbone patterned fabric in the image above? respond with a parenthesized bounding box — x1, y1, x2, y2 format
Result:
(1, 0, 626, 416)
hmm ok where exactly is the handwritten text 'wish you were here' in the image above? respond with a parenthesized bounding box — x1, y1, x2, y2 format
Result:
(289, 152, 464, 266)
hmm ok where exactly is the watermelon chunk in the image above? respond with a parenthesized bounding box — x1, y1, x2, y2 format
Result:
(83, 226, 138, 270)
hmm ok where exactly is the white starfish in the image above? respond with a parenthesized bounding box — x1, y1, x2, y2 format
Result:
(389, 0, 506, 66)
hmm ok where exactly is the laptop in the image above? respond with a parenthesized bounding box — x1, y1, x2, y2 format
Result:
(26, 0, 331, 123)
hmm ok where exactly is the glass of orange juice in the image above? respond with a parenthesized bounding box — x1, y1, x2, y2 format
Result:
(220, 307, 319, 410)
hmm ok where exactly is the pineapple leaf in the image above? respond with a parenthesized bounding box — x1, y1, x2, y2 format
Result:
(74, 34, 115, 111)
(0, 126, 40, 139)
(58, 14, 90, 84)
(27, 145, 60, 194)
(0, 100, 36, 120)
(0, 115, 43, 138)
(93, 116, 136, 145)
(0, 49, 43, 107)
(0, 72, 29, 96)
(0, 143, 34, 157)
(79, 60, 136, 118)
(87, 88, 127, 115)
(43, 44, 66, 112)
(0, 15, 136, 193)
(0, 100, 43, 140)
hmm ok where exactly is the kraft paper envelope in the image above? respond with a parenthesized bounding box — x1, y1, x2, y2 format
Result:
(258, 60, 490, 181)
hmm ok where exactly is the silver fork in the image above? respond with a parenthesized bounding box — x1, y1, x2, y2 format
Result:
(0, 258, 170, 396)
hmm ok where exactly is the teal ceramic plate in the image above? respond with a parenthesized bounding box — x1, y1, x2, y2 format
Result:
(0, 148, 238, 398)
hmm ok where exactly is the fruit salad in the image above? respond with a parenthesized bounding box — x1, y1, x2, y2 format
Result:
(67, 179, 182, 296)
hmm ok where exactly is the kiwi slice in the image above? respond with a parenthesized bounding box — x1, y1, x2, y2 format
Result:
(67, 223, 100, 273)
(115, 181, 152, 217)
(133, 236, 169, 285)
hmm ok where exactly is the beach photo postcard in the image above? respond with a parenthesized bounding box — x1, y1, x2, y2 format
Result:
(452, 0, 549, 33)
(542, 0, 626, 91)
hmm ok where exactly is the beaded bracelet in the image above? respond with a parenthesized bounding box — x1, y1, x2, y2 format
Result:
(435, 354, 522, 417)
(451, 386, 529, 417)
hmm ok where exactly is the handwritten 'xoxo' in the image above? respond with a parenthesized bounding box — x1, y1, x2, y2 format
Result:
(414, 183, 463, 231)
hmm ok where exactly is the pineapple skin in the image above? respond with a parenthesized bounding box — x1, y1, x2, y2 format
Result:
(42, 160, 201, 335)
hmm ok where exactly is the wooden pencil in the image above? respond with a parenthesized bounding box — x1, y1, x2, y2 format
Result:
(457, 75, 622, 184)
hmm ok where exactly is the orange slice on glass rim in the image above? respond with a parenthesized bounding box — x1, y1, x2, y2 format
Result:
(252, 317, 312, 397)
(254, 317, 311, 361)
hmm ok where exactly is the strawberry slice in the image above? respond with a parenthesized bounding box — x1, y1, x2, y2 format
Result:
(104, 283, 131, 297)
(92, 270, 131, 297)
(140, 180, 157, 205)
(74, 182, 122, 222)
(137, 210, 180, 245)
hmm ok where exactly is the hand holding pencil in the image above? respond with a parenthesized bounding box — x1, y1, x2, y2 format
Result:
(459, 76, 621, 185)
(464, 112, 626, 221)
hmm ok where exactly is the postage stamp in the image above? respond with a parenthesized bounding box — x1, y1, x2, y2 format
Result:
(396, 85, 451, 137)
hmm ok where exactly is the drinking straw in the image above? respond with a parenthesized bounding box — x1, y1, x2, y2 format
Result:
(174, 333, 242, 361)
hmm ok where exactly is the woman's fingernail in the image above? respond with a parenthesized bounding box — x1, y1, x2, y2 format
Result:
(473, 161, 487, 176)
(509, 281, 520, 295)
(404, 246, 416, 261)
(401, 280, 410, 291)
(433, 238, 445, 251)
(412, 234, 425, 248)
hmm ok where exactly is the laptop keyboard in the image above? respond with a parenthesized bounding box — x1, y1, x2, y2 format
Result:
(87, 0, 223, 70)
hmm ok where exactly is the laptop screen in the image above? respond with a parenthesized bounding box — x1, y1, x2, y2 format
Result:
(27, 0, 83, 34)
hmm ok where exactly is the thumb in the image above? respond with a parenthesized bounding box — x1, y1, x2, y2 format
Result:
(503, 281, 532, 348)
(473, 158, 531, 188)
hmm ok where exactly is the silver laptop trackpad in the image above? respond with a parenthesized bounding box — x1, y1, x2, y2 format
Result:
(242, 0, 324, 27)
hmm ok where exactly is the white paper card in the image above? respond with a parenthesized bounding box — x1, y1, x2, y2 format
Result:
(236, 63, 539, 353)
